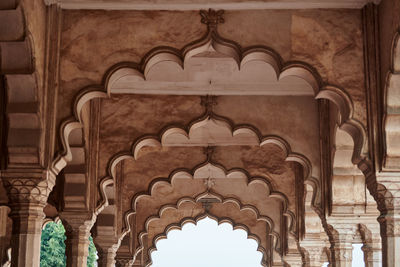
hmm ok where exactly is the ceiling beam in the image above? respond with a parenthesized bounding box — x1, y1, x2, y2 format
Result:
(44, 0, 381, 10)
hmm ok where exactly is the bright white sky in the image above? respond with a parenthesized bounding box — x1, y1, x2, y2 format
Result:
(150, 217, 263, 267)
(150, 217, 365, 267)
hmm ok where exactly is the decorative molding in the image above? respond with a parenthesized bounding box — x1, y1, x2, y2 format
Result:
(107, 48, 317, 96)
(44, 0, 381, 10)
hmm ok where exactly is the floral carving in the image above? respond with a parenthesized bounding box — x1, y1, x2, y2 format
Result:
(200, 9, 224, 28)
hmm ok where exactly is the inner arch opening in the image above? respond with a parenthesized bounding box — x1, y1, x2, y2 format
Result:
(150, 216, 263, 267)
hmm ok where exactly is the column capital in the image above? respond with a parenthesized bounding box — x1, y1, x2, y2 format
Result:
(1, 169, 56, 207)
(378, 214, 400, 237)
(60, 211, 95, 236)
(376, 172, 400, 213)
(328, 221, 357, 241)
(327, 221, 356, 267)
(301, 238, 329, 267)
(60, 212, 96, 267)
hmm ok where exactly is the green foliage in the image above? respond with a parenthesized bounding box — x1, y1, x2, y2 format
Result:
(87, 236, 97, 266)
(40, 221, 66, 267)
(40, 221, 98, 267)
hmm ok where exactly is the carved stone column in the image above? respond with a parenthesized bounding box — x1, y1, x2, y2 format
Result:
(378, 212, 400, 267)
(376, 173, 400, 267)
(95, 235, 118, 267)
(61, 212, 95, 267)
(362, 242, 382, 267)
(330, 224, 355, 267)
(1, 170, 56, 267)
(359, 224, 382, 267)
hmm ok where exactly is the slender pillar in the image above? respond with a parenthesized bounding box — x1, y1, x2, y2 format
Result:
(378, 212, 400, 267)
(361, 226, 382, 267)
(94, 234, 119, 267)
(331, 224, 355, 267)
(362, 242, 382, 267)
(1, 171, 55, 267)
(61, 212, 95, 267)
(376, 174, 400, 267)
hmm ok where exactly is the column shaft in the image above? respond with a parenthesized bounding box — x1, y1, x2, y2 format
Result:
(379, 213, 400, 267)
(61, 213, 95, 267)
(64, 225, 91, 267)
(2, 173, 54, 267)
(9, 203, 45, 267)
(363, 245, 382, 267)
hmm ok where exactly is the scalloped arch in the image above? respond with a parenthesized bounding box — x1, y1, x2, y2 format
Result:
(50, 14, 372, 252)
(141, 213, 269, 267)
(127, 161, 293, 226)
(52, 36, 368, 182)
(53, 16, 365, 179)
(96, 131, 312, 218)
